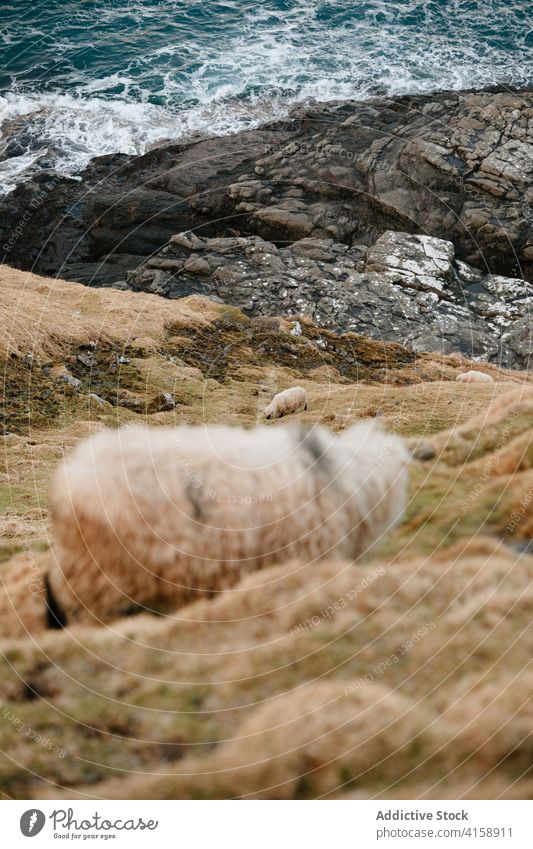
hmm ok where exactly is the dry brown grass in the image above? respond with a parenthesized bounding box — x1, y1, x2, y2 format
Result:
(6, 536, 527, 801)
(0, 265, 225, 361)
(1, 265, 533, 800)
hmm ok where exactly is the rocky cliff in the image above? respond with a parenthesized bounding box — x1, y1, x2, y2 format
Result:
(126, 228, 533, 368)
(2, 88, 533, 367)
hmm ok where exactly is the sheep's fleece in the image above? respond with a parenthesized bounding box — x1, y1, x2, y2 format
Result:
(265, 386, 307, 419)
(456, 370, 494, 383)
(46, 420, 409, 626)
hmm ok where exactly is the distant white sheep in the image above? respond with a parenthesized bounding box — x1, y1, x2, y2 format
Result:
(47, 420, 409, 626)
(456, 370, 494, 383)
(265, 386, 307, 419)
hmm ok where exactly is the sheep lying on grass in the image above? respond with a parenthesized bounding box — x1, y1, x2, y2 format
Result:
(265, 386, 307, 419)
(44, 420, 408, 627)
(456, 370, 494, 383)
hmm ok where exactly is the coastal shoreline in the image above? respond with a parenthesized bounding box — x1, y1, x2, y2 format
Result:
(2, 86, 532, 368)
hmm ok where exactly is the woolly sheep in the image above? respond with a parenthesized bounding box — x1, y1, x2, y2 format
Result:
(456, 370, 494, 383)
(265, 386, 307, 419)
(46, 420, 409, 626)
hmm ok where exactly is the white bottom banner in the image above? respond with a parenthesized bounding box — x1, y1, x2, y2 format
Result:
(2, 800, 532, 848)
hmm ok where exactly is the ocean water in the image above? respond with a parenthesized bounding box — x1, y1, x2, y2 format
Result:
(0, 0, 531, 192)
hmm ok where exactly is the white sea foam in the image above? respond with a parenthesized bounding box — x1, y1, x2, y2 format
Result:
(0, 89, 298, 194)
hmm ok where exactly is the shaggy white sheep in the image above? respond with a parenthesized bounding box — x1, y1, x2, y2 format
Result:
(265, 386, 307, 419)
(456, 370, 494, 383)
(47, 420, 409, 626)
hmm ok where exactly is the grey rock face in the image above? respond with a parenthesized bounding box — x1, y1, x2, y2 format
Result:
(2, 89, 533, 287)
(1, 88, 532, 367)
(127, 229, 533, 368)
(55, 369, 82, 391)
(192, 89, 533, 281)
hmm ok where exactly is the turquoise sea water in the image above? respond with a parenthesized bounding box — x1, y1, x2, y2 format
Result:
(0, 0, 531, 191)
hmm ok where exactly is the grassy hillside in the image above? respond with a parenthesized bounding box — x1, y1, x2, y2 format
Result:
(1, 266, 532, 800)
